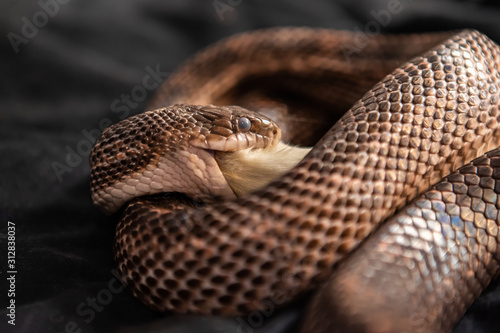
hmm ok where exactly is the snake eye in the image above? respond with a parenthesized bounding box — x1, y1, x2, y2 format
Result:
(237, 117, 251, 132)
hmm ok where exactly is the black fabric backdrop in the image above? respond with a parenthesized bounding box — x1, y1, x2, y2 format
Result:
(1, 1, 500, 332)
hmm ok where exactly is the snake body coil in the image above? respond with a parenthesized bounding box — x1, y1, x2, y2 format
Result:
(90, 29, 500, 332)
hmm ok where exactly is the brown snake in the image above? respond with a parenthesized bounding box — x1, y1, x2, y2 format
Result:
(90, 28, 500, 332)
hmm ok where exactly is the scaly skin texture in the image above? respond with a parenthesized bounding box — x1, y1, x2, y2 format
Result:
(302, 148, 500, 333)
(90, 28, 500, 331)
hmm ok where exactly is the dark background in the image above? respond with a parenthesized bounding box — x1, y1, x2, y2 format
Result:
(1, 1, 500, 332)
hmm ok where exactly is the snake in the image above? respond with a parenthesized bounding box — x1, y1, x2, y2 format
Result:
(89, 28, 500, 332)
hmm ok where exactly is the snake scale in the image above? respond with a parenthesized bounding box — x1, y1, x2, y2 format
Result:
(90, 28, 500, 332)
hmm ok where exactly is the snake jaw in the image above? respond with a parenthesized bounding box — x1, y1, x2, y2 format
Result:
(91, 145, 237, 215)
(189, 130, 281, 152)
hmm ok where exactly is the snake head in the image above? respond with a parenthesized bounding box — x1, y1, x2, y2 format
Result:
(89, 104, 282, 215)
(186, 104, 281, 151)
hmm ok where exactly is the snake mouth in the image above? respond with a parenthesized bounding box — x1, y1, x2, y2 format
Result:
(188, 126, 281, 153)
(91, 144, 238, 215)
(183, 123, 294, 198)
(174, 136, 312, 201)
(212, 142, 312, 197)
(205, 149, 215, 158)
